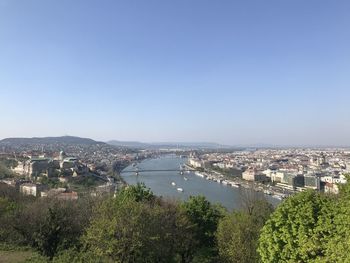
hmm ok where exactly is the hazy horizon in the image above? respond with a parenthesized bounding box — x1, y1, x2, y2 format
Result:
(1, 0, 349, 146)
(1, 135, 350, 148)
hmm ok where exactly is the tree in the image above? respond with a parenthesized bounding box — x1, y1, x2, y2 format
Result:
(82, 195, 196, 263)
(318, 175, 350, 262)
(0, 163, 15, 179)
(217, 198, 273, 263)
(0, 197, 21, 243)
(157, 199, 199, 263)
(217, 212, 257, 263)
(12, 197, 96, 258)
(180, 195, 224, 263)
(0, 157, 18, 168)
(0, 184, 32, 244)
(181, 195, 224, 248)
(33, 206, 64, 258)
(118, 182, 155, 203)
(258, 190, 333, 263)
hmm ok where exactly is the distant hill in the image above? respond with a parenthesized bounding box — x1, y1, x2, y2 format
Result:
(107, 140, 231, 149)
(157, 142, 230, 148)
(0, 136, 104, 145)
(107, 140, 152, 148)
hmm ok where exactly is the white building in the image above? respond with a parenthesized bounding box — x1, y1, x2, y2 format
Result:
(20, 183, 39, 197)
(263, 169, 284, 183)
(242, 168, 267, 182)
(11, 162, 26, 175)
(320, 174, 347, 184)
(188, 158, 203, 168)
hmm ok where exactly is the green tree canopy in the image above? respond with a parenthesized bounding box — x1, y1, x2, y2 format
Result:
(0, 163, 15, 179)
(181, 195, 224, 249)
(82, 195, 197, 263)
(319, 175, 350, 262)
(217, 212, 258, 263)
(12, 197, 96, 258)
(118, 182, 155, 203)
(258, 190, 334, 263)
(217, 198, 273, 263)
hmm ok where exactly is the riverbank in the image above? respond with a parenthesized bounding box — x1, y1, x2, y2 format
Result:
(185, 164, 289, 200)
(120, 156, 281, 210)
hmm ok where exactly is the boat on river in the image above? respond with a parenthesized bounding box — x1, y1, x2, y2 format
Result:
(177, 187, 184, 192)
(264, 190, 272, 195)
(195, 171, 205, 178)
(272, 194, 283, 200)
(171, 182, 176, 186)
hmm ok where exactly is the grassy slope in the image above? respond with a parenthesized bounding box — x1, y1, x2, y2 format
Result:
(0, 250, 34, 263)
(0, 244, 47, 263)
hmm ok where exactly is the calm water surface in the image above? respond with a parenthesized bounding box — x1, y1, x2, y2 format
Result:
(121, 155, 279, 210)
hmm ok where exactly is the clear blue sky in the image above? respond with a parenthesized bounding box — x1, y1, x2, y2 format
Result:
(0, 0, 349, 146)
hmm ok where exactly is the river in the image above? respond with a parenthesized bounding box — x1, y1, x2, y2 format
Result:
(121, 155, 279, 210)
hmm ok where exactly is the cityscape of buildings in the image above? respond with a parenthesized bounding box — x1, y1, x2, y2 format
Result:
(0, 138, 153, 199)
(188, 148, 350, 198)
(0, 137, 349, 202)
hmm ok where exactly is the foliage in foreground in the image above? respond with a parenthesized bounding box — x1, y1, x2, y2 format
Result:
(82, 185, 223, 263)
(258, 175, 350, 263)
(4, 169, 350, 263)
(217, 199, 273, 263)
(0, 182, 274, 262)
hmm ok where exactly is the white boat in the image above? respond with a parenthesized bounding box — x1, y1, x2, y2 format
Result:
(184, 177, 188, 181)
(177, 187, 184, 192)
(272, 194, 282, 200)
(195, 172, 205, 178)
(231, 184, 240, 188)
(171, 182, 176, 186)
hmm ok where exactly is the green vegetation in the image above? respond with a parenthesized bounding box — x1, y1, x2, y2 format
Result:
(0, 250, 40, 263)
(258, 175, 350, 262)
(39, 177, 67, 189)
(217, 198, 273, 263)
(210, 165, 242, 178)
(258, 191, 331, 262)
(181, 195, 222, 248)
(0, 163, 15, 179)
(0, 182, 272, 262)
(0, 157, 23, 181)
(69, 174, 104, 191)
(0, 244, 47, 263)
(0, 157, 18, 179)
(0, 157, 18, 169)
(3, 175, 350, 262)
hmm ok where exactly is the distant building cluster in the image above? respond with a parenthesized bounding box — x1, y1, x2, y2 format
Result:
(19, 183, 78, 200)
(0, 141, 152, 200)
(12, 151, 88, 178)
(189, 148, 350, 194)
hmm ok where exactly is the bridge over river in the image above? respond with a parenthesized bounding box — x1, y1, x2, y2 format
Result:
(120, 156, 280, 210)
(120, 168, 196, 175)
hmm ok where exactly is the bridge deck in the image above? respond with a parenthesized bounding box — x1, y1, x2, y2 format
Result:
(121, 169, 195, 173)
